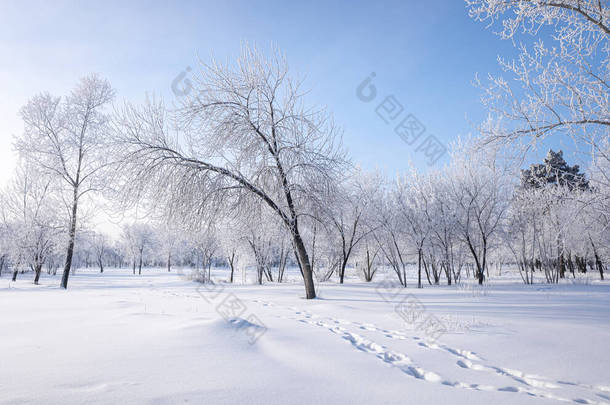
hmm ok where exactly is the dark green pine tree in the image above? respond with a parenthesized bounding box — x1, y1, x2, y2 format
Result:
(521, 150, 589, 191)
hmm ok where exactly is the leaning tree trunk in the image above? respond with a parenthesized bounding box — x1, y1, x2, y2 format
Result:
(61, 192, 79, 289)
(293, 230, 316, 299)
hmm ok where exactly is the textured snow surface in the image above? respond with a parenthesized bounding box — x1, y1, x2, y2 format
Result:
(1, 268, 609, 404)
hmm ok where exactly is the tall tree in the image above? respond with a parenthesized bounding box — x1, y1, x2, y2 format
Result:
(325, 169, 379, 284)
(449, 143, 511, 285)
(113, 46, 345, 299)
(17, 75, 114, 288)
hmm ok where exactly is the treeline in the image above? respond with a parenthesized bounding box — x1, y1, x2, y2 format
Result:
(1, 145, 607, 288)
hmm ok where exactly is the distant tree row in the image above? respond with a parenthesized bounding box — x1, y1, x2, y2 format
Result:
(2, 143, 607, 288)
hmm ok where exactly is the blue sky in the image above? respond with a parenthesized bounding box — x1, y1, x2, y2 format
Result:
(0, 0, 575, 183)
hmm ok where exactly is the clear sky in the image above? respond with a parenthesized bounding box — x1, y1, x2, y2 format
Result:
(0, 0, 574, 187)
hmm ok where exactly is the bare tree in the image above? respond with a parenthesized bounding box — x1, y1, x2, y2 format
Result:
(217, 218, 244, 283)
(396, 171, 432, 288)
(449, 143, 511, 284)
(372, 182, 409, 287)
(2, 162, 62, 284)
(467, 0, 609, 188)
(189, 224, 219, 283)
(0, 200, 11, 278)
(156, 221, 182, 272)
(91, 232, 109, 273)
(121, 223, 156, 275)
(325, 169, 379, 284)
(17, 75, 115, 288)
(356, 236, 380, 282)
(113, 46, 345, 298)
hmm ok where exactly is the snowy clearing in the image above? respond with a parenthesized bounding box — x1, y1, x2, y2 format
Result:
(2, 268, 609, 405)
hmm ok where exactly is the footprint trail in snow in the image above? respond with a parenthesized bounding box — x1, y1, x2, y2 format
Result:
(252, 299, 610, 405)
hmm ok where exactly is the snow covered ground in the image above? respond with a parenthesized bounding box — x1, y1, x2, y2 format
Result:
(1, 268, 609, 404)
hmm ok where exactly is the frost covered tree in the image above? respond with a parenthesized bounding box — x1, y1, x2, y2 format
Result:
(0, 224, 8, 278)
(0, 204, 12, 278)
(234, 204, 287, 285)
(426, 173, 464, 285)
(188, 223, 219, 283)
(155, 221, 183, 272)
(468, 1, 609, 156)
(522, 150, 589, 190)
(17, 74, 115, 288)
(448, 143, 512, 284)
(1, 162, 62, 284)
(395, 171, 433, 288)
(217, 222, 244, 283)
(371, 181, 410, 287)
(121, 223, 156, 275)
(324, 169, 379, 284)
(355, 234, 380, 282)
(113, 46, 345, 298)
(91, 232, 109, 273)
(468, 2, 610, 271)
(510, 149, 607, 281)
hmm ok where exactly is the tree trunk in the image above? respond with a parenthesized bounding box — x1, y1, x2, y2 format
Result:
(138, 254, 143, 275)
(34, 264, 42, 284)
(589, 237, 604, 281)
(478, 267, 484, 285)
(257, 264, 263, 285)
(339, 261, 347, 284)
(12, 269, 18, 281)
(167, 253, 171, 272)
(293, 230, 316, 299)
(61, 197, 79, 289)
(417, 248, 422, 289)
(559, 253, 566, 279)
(423, 259, 432, 285)
(277, 247, 286, 283)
